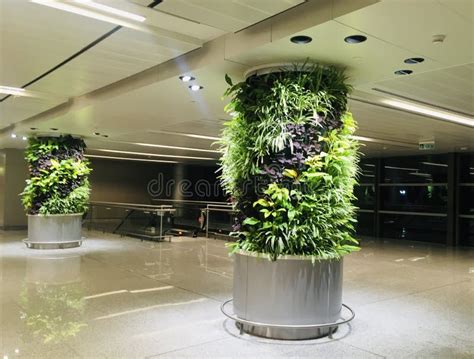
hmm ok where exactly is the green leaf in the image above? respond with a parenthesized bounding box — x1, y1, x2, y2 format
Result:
(243, 217, 259, 225)
(225, 74, 233, 86)
(283, 168, 298, 179)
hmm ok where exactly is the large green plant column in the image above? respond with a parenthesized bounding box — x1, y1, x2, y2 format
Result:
(21, 135, 91, 215)
(219, 65, 360, 260)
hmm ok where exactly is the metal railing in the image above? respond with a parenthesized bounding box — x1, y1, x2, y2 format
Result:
(85, 201, 175, 241)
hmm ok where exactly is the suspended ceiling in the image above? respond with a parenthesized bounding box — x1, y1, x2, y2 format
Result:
(0, 0, 473, 163)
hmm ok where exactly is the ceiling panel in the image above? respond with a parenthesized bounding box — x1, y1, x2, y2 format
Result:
(371, 63, 474, 115)
(336, 0, 474, 66)
(348, 99, 474, 153)
(0, 0, 112, 87)
(226, 20, 441, 87)
(0, 97, 65, 128)
(153, 0, 304, 32)
(27, 28, 195, 98)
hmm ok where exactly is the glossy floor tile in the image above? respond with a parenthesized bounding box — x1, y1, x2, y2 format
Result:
(1, 230, 473, 358)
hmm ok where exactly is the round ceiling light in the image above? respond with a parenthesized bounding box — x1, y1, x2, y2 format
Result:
(189, 85, 203, 91)
(179, 75, 195, 82)
(11, 133, 17, 138)
(30, 127, 37, 130)
(290, 35, 312, 44)
(94, 132, 101, 136)
(344, 35, 367, 44)
(394, 69, 413, 75)
(404, 57, 424, 64)
(50, 128, 58, 131)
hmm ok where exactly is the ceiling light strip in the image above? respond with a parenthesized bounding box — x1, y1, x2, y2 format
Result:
(350, 97, 474, 128)
(372, 88, 473, 118)
(74, 0, 146, 22)
(351, 135, 417, 148)
(382, 99, 474, 127)
(107, 140, 219, 153)
(91, 148, 216, 161)
(85, 154, 178, 164)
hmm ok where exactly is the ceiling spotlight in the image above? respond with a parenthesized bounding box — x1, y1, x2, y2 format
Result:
(179, 75, 195, 82)
(50, 128, 58, 131)
(22, 136, 27, 141)
(94, 132, 101, 135)
(404, 57, 424, 64)
(394, 69, 413, 75)
(344, 35, 367, 44)
(290, 35, 312, 44)
(102, 134, 109, 138)
(11, 133, 17, 138)
(30, 127, 38, 130)
(189, 85, 203, 91)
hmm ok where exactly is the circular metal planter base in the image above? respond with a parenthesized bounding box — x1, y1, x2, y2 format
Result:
(23, 238, 83, 250)
(221, 299, 355, 340)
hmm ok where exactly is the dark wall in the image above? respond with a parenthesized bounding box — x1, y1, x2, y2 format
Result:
(354, 152, 474, 247)
(89, 158, 225, 204)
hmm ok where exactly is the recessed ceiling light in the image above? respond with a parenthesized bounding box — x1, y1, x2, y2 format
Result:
(11, 133, 17, 138)
(22, 136, 27, 141)
(94, 132, 101, 136)
(179, 75, 195, 82)
(30, 127, 38, 130)
(50, 128, 58, 131)
(382, 99, 474, 127)
(344, 35, 367, 44)
(290, 35, 312, 44)
(102, 134, 109, 138)
(394, 69, 413, 75)
(189, 85, 203, 91)
(404, 57, 424, 64)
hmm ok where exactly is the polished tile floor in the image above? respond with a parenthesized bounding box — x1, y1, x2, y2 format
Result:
(1, 229, 473, 358)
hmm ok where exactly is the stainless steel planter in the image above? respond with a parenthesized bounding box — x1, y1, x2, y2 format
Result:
(233, 251, 343, 340)
(24, 214, 83, 249)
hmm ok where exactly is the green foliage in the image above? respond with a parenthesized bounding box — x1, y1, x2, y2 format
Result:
(21, 135, 91, 215)
(20, 284, 87, 345)
(218, 64, 360, 261)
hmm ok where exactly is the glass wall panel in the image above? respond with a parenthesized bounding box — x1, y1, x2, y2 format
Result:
(354, 185, 375, 210)
(359, 158, 377, 184)
(383, 154, 448, 183)
(380, 214, 447, 244)
(459, 153, 474, 183)
(459, 218, 474, 247)
(381, 185, 448, 213)
(355, 212, 375, 236)
(459, 186, 474, 215)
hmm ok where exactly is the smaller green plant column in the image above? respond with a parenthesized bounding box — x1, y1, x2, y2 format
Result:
(21, 135, 91, 249)
(22, 135, 91, 215)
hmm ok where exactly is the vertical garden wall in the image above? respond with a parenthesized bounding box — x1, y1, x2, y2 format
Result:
(21, 135, 91, 249)
(22, 135, 91, 215)
(219, 65, 360, 260)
